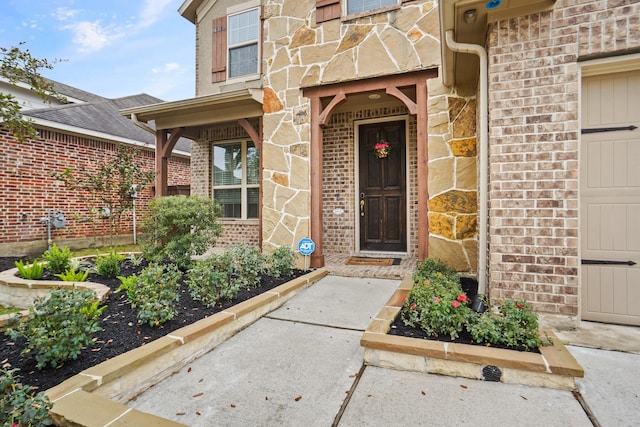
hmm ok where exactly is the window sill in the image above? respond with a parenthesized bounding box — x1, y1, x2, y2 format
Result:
(219, 218, 260, 225)
(342, 4, 401, 22)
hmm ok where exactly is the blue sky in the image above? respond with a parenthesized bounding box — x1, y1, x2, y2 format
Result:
(0, 0, 195, 101)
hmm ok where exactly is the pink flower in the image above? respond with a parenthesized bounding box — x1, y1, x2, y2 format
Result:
(451, 300, 460, 308)
(401, 295, 407, 302)
(410, 303, 417, 309)
(516, 302, 524, 309)
(457, 294, 467, 303)
(434, 297, 440, 303)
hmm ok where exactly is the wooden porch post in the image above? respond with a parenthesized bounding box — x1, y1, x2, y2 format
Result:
(416, 79, 429, 261)
(309, 96, 325, 267)
(155, 128, 185, 197)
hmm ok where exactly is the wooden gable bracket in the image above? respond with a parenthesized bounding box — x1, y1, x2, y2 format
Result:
(318, 92, 347, 127)
(386, 86, 417, 115)
(238, 118, 262, 150)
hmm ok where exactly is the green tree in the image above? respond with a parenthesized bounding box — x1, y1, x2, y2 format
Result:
(1, 42, 64, 142)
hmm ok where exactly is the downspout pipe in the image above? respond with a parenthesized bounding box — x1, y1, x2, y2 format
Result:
(444, 30, 489, 295)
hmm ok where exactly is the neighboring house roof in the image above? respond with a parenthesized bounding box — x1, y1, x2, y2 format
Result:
(5, 77, 191, 156)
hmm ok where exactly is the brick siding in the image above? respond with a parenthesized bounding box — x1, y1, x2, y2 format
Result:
(0, 128, 190, 251)
(486, 0, 640, 314)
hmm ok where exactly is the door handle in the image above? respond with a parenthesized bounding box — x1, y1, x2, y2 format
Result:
(360, 199, 365, 216)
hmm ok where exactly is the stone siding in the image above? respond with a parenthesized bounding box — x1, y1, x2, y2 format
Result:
(486, 0, 640, 314)
(260, 0, 477, 268)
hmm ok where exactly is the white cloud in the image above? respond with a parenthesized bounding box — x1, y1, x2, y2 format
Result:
(53, 7, 80, 22)
(138, 0, 173, 29)
(63, 20, 123, 54)
(152, 62, 186, 74)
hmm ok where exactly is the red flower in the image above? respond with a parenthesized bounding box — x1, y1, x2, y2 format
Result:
(434, 297, 440, 303)
(410, 303, 417, 309)
(516, 302, 524, 309)
(457, 294, 467, 303)
(402, 295, 407, 302)
(451, 300, 460, 308)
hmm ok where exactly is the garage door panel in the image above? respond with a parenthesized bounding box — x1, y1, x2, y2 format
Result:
(581, 69, 640, 326)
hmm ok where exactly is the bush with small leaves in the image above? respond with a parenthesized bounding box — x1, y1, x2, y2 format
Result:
(186, 257, 239, 308)
(228, 244, 264, 288)
(1, 368, 53, 426)
(14, 259, 44, 279)
(5, 289, 105, 369)
(266, 246, 297, 278)
(42, 244, 72, 274)
(469, 300, 551, 351)
(128, 263, 181, 327)
(94, 251, 124, 278)
(142, 196, 223, 270)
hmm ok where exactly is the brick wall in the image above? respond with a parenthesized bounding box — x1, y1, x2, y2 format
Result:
(486, 0, 640, 314)
(321, 104, 418, 256)
(0, 127, 190, 254)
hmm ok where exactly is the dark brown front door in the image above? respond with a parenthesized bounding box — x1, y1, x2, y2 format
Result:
(358, 121, 406, 252)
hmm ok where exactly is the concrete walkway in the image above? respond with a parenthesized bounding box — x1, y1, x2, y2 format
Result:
(129, 275, 640, 426)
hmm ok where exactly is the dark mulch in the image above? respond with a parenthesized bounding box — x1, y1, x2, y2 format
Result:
(0, 257, 306, 392)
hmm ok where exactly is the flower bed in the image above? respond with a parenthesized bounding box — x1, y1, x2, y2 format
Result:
(360, 276, 584, 390)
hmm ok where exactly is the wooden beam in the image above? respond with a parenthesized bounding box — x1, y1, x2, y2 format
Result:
(318, 92, 346, 126)
(309, 95, 325, 268)
(386, 86, 417, 114)
(238, 118, 261, 150)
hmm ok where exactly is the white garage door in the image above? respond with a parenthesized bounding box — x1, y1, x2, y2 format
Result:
(581, 69, 640, 326)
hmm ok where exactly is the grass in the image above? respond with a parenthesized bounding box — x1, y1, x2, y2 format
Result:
(72, 244, 142, 257)
(0, 305, 22, 316)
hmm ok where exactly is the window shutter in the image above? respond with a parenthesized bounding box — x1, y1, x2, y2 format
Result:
(316, 0, 341, 23)
(212, 16, 227, 83)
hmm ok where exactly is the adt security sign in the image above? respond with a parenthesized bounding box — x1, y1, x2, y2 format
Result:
(298, 238, 315, 256)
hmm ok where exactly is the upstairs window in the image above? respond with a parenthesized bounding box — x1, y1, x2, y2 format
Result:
(346, 0, 397, 15)
(211, 7, 260, 83)
(213, 141, 260, 219)
(228, 8, 259, 79)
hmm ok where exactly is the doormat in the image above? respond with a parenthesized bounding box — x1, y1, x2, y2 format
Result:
(345, 257, 401, 266)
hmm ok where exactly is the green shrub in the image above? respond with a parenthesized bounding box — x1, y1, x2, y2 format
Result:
(94, 251, 124, 278)
(401, 272, 474, 340)
(469, 300, 550, 351)
(54, 268, 89, 282)
(266, 246, 297, 278)
(128, 263, 181, 327)
(5, 289, 105, 369)
(42, 244, 72, 274)
(141, 196, 223, 270)
(186, 257, 239, 307)
(14, 259, 44, 279)
(1, 368, 53, 426)
(414, 258, 458, 283)
(228, 244, 264, 288)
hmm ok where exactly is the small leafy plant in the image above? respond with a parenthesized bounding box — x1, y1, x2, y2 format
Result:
(1, 368, 53, 426)
(127, 263, 181, 327)
(42, 244, 72, 274)
(115, 274, 138, 302)
(469, 300, 551, 351)
(402, 272, 474, 340)
(5, 289, 104, 369)
(14, 259, 44, 279)
(94, 250, 124, 278)
(54, 268, 89, 282)
(267, 246, 297, 278)
(186, 257, 239, 307)
(228, 244, 264, 288)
